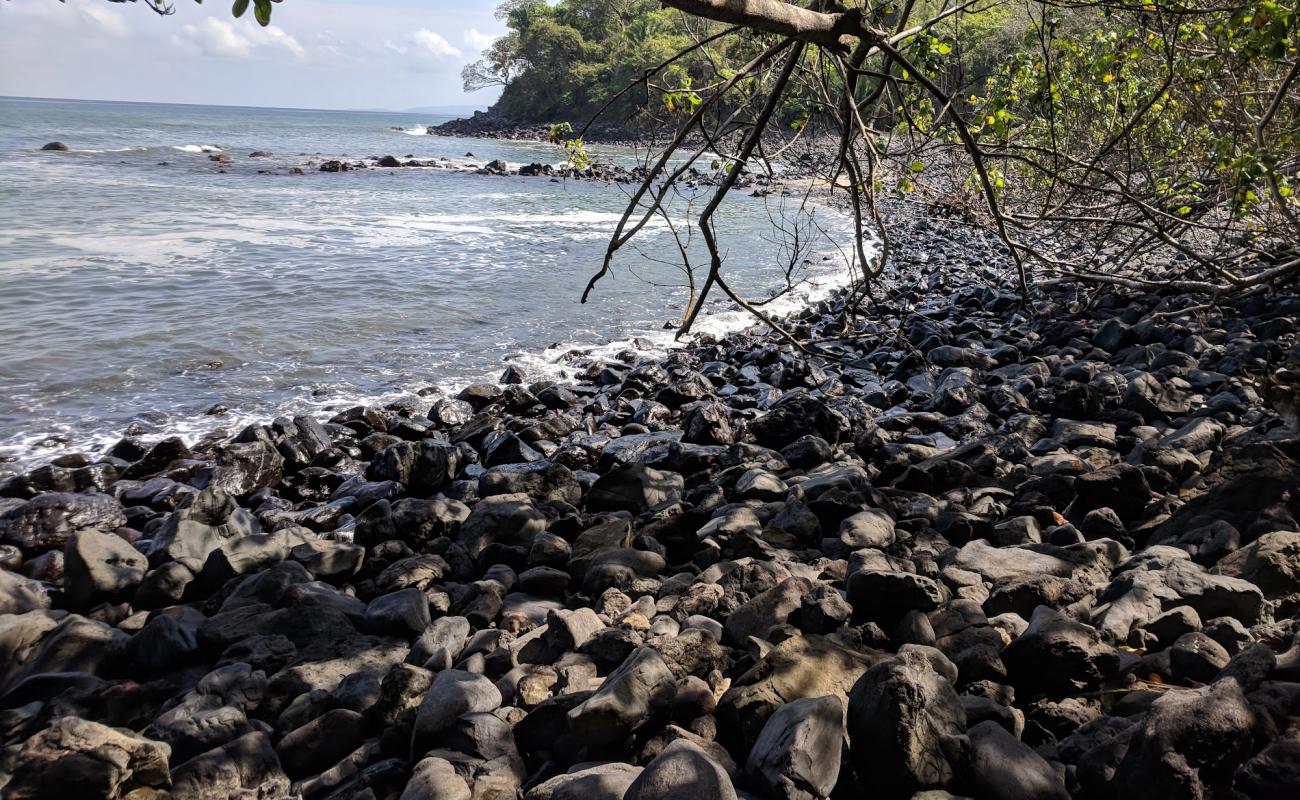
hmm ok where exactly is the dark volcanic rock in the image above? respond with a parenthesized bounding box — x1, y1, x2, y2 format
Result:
(846, 646, 968, 798)
(586, 463, 683, 513)
(0, 492, 126, 553)
(62, 528, 148, 608)
(1002, 606, 1120, 698)
(4, 212, 1300, 800)
(749, 395, 845, 448)
(148, 486, 259, 565)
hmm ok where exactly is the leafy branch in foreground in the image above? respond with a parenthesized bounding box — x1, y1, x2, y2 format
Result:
(79, 0, 281, 27)
(570, 0, 1299, 342)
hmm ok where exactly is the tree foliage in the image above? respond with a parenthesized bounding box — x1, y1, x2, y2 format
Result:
(570, 0, 1299, 338)
(460, 0, 738, 122)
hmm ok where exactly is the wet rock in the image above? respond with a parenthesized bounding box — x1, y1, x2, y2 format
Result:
(480, 460, 581, 504)
(40, 141, 69, 151)
(0, 492, 127, 553)
(682, 401, 735, 445)
(368, 439, 460, 496)
(750, 395, 845, 449)
(206, 439, 284, 495)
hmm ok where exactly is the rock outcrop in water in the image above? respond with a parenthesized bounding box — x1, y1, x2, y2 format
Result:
(1, 216, 1299, 799)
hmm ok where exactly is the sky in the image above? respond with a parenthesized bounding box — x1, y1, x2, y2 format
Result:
(0, 0, 508, 110)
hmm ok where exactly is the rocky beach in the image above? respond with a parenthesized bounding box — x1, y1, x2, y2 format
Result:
(2, 205, 1299, 800)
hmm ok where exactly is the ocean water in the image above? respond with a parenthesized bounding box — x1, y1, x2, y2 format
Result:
(0, 96, 855, 467)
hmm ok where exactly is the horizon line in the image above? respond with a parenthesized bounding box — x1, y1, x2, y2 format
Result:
(0, 94, 487, 116)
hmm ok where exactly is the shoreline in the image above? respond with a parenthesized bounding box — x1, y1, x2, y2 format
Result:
(3, 166, 1300, 797)
(0, 140, 845, 474)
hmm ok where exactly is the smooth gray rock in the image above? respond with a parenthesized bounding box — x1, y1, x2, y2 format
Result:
(967, 720, 1069, 800)
(567, 646, 676, 743)
(624, 738, 738, 800)
(149, 486, 260, 565)
(524, 762, 641, 800)
(456, 494, 547, 558)
(746, 694, 845, 800)
(838, 509, 896, 549)
(586, 463, 684, 513)
(412, 669, 502, 754)
(847, 646, 968, 799)
(365, 587, 432, 637)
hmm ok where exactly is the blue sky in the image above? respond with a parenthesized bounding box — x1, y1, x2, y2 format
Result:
(0, 0, 507, 110)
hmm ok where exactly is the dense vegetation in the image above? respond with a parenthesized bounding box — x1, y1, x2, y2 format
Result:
(460, 0, 720, 123)
(462, 0, 1041, 126)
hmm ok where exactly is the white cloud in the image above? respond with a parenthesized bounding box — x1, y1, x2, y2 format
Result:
(260, 25, 306, 58)
(463, 28, 496, 52)
(80, 5, 131, 39)
(0, 0, 508, 109)
(171, 17, 304, 61)
(411, 29, 461, 59)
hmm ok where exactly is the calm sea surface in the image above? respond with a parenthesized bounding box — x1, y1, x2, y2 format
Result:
(0, 96, 852, 466)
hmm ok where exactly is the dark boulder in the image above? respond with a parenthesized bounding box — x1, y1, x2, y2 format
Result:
(1002, 606, 1120, 698)
(0, 492, 126, 554)
(586, 463, 683, 513)
(846, 646, 968, 799)
(749, 395, 845, 449)
(62, 529, 148, 608)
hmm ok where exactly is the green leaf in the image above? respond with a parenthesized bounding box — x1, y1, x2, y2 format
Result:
(909, 160, 926, 173)
(254, 0, 272, 26)
(232, 0, 249, 18)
